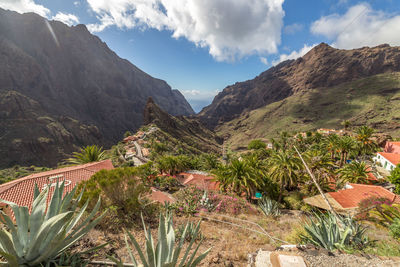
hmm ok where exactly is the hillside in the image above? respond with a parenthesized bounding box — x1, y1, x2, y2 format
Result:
(0, 8, 194, 167)
(199, 43, 400, 128)
(142, 98, 222, 154)
(217, 72, 400, 149)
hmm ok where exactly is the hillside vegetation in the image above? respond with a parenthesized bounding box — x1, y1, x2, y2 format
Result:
(217, 72, 400, 149)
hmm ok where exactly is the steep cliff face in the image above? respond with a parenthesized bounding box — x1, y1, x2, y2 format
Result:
(199, 43, 400, 127)
(0, 8, 194, 167)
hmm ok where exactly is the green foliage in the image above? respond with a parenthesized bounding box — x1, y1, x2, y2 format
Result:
(338, 161, 371, 184)
(66, 145, 107, 164)
(336, 136, 356, 167)
(355, 126, 378, 156)
(388, 164, 400, 194)
(389, 218, 400, 240)
(122, 214, 210, 267)
(0, 165, 51, 184)
(155, 155, 192, 175)
(248, 139, 266, 150)
(0, 181, 105, 266)
(300, 212, 369, 251)
(124, 131, 132, 138)
(153, 175, 183, 193)
(357, 196, 392, 221)
(368, 204, 400, 227)
(259, 196, 280, 217)
(77, 167, 157, 229)
(283, 192, 305, 210)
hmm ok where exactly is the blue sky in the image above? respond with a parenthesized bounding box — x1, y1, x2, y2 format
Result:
(1, 0, 400, 112)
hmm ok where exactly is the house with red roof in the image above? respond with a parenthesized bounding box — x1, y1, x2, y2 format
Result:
(385, 141, 400, 154)
(304, 183, 400, 214)
(0, 160, 114, 218)
(177, 171, 219, 191)
(374, 152, 400, 172)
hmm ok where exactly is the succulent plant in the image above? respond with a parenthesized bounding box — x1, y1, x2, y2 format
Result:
(0, 181, 106, 266)
(176, 221, 203, 242)
(116, 213, 211, 267)
(259, 196, 281, 217)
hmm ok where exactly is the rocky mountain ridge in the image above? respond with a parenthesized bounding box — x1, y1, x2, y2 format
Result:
(0, 8, 194, 167)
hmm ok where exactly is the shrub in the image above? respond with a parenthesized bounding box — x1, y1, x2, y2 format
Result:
(389, 218, 400, 240)
(357, 196, 392, 220)
(248, 139, 266, 150)
(388, 164, 400, 194)
(368, 203, 400, 227)
(153, 175, 183, 193)
(124, 131, 132, 138)
(300, 212, 369, 251)
(77, 167, 158, 229)
(0, 182, 105, 266)
(284, 192, 304, 210)
(176, 221, 204, 242)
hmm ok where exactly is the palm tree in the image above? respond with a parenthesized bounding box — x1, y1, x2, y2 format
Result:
(302, 149, 334, 195)
(336, 136, 356, 167)
(355, 126, 377, 156)
(324, 134, 339, 160)
(213, 158, 263, 200)
(66, 145, 107, 164)
(268, 150, 302, 202)
(338, 161, 371, 184)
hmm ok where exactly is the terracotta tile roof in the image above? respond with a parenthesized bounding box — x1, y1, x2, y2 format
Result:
(0, 160, 114, 211)
(328, 183, 400, 209)
(178, 172, 219, 191)
(149, 187, 175, 204)
(377, 152, 400, 166)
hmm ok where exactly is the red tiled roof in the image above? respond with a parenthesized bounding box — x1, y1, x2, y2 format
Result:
(0, 160, 114, 211)
(178, 172, 219, 191)
(328, 183, 400, 209)
(149, 187, 175, 204)
(378, 152, 400, 166)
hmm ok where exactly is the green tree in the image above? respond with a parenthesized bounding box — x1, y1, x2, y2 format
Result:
(248, 139, 266, 150)
(268, 150, 302, 202)
(342, 120, 351, 130)
(337, 136, 356, 167)
(66, 145, 107, 164)
(324, 134, 339, 160)
(124, 131, 132, 138)
(338, 161, 371, 184)
(355, 126, 377, 156)
(389, 164, 400, 194)
(213, 158, 263, 200)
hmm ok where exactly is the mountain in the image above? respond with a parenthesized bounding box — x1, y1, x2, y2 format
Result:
(199, 43, 400, 128)
(0, 8, 194, 167)
(143, 98, 222, 154)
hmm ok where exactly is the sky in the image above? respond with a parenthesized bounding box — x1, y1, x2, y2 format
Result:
(1, 0, 400, 112)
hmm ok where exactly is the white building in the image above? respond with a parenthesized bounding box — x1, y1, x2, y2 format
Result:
(374, 152, 400, 172)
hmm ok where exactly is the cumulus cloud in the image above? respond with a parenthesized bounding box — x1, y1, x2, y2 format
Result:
(0, 0, 50, 17)
(311, 3, 400, 49)
(52, 12, 79, 26)
(86, 0, 285, 62)
(272, 43, 316, 65)
(284, 23, 303, 34)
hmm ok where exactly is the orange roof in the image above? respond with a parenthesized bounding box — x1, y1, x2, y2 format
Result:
(0, 160, 114, 211)
(387, 141, 400, 146)
(378, 152, 400, 166)
(328, 183, 400, 209)
(178, 172, 219, 191)
(149, 187, 175, 204)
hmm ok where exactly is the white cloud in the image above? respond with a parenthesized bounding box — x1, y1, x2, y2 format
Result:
(74, 1, 80, 7)
(182, 89, 201, 96)
(260, 57, 268, 65)
(272, 43, 317, 65)
(284, 23, 303, 34)
(0, 0, 50, 17)
(86, 0, 285, 62)
(52, 12, 79, 26)
(311, 3, 400, 49)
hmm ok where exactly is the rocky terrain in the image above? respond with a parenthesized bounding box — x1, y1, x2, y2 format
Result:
(0, 8, 194, 167)
(199, 43, 400, 128)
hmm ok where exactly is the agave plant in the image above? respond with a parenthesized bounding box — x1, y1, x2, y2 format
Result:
(259, 196, 281, 217)
(0, 181, 106, 266)
(300, 212, 369, 251)
(176, 221, 204, 242)
(113, 213, 210, 267)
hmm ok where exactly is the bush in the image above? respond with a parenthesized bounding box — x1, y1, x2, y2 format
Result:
(357, 196, 392, 220)
(153, 174, 183, 193)
(77, 167, 158, 229)
(388, 164, 400, 194)
(389, 218, 400, 240)
(248, 139, 266, 150)
(284, 192, 304, 210)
